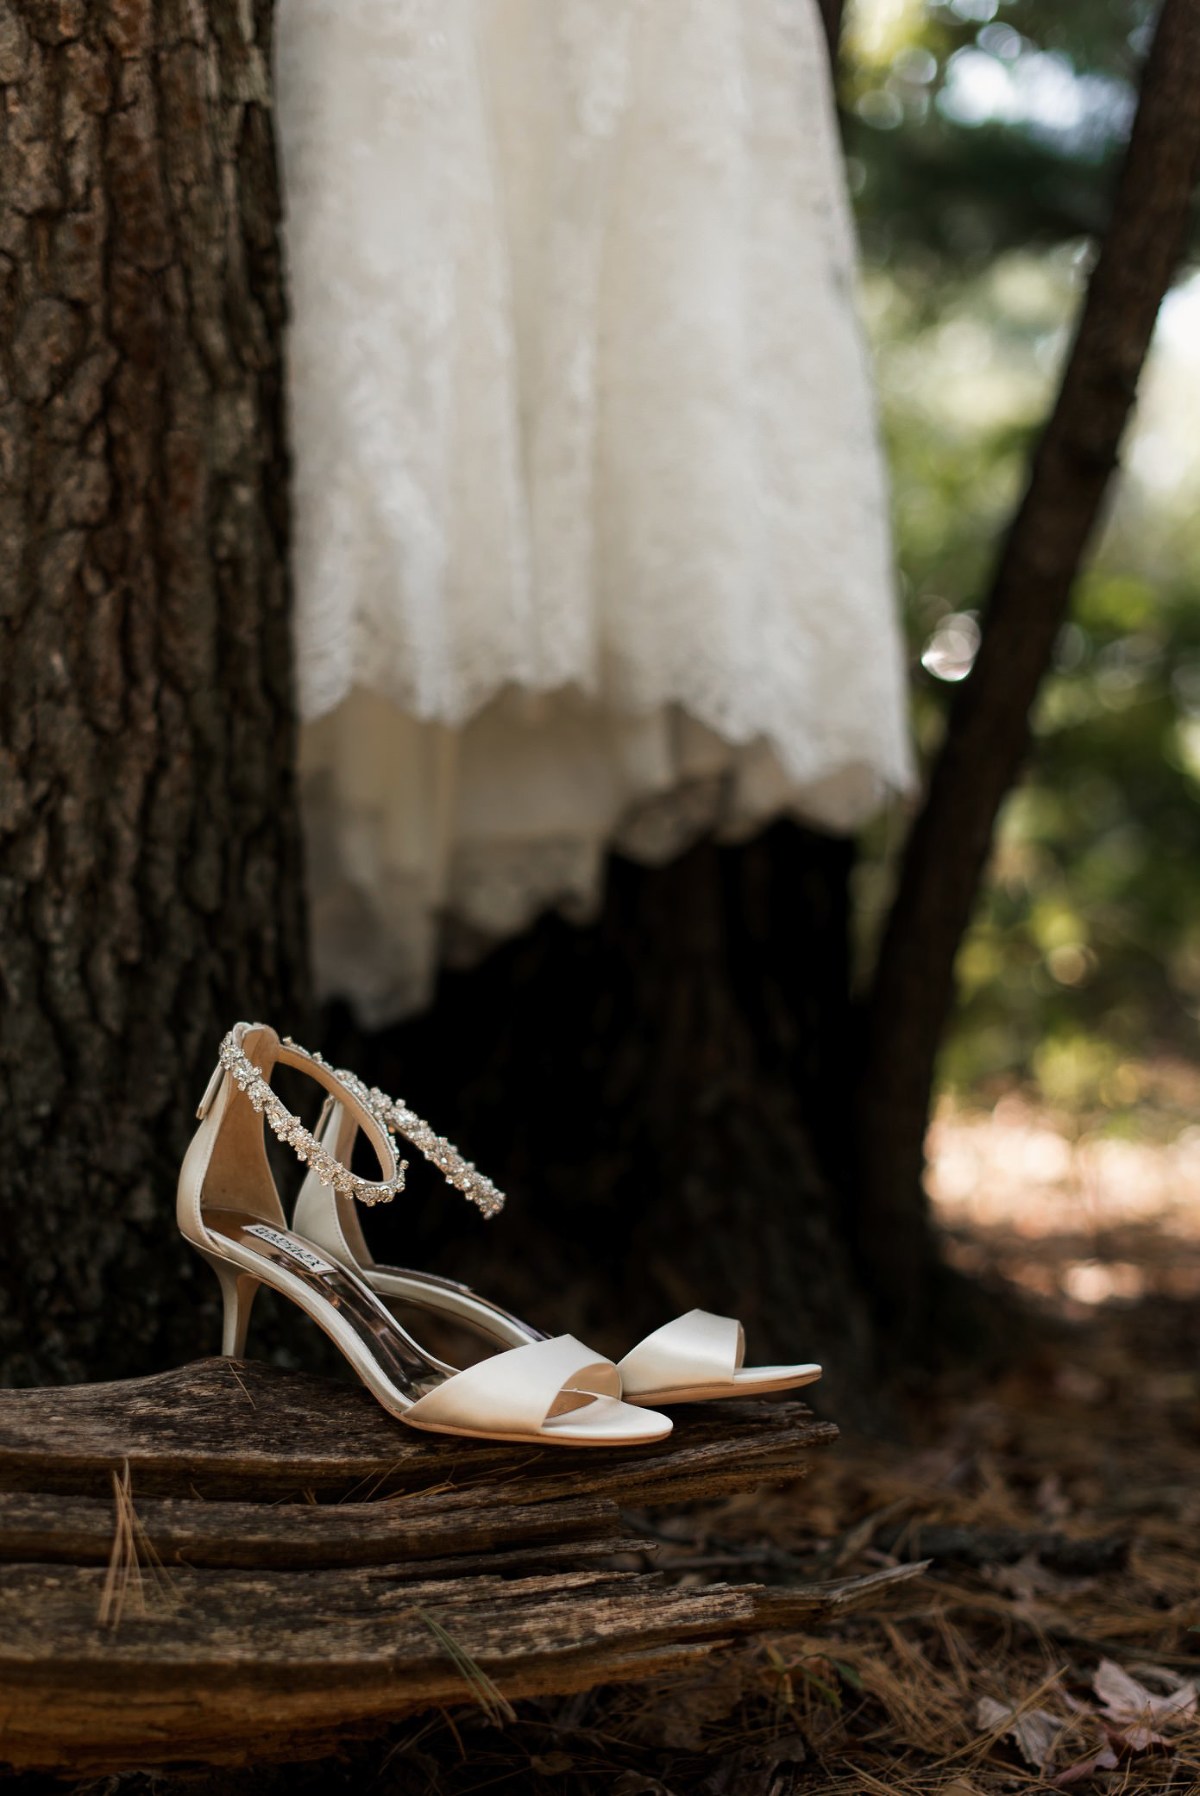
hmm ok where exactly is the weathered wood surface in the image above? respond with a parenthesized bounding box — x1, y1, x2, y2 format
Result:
(1, 1562, 914, 1771)
(0, 1359, 838, 1501)
(0, 1486, 641, 1572)
(0, 1360, 871, 1773)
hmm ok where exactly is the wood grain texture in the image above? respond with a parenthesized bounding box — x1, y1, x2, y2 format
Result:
(0, 1486, 637, 1571)
(0, 1562, 747, 1768)
(0, 1363, 858, 1771)
(0, 1359, 838, 1500)
(0, 1561, 903, 1772)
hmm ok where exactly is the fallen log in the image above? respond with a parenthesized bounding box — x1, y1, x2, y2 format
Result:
(0, 1558, 926, 1772)
(0, 1358, 838, 1501)
(0, 1359, 883, 1774)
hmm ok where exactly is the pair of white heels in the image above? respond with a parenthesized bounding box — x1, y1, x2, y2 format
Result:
(179, 1022, 822, 1449)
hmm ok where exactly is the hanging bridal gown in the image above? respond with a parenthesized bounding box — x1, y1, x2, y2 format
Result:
(275, 0, 914, 1026)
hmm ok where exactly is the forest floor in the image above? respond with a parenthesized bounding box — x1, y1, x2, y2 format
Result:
(30, 1084, 1200, 1796)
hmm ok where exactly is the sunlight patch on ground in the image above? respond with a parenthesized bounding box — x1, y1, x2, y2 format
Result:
(926, 1079, 1200, 1310)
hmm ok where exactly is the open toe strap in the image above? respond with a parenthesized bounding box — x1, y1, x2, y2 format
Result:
(618, 1309, 744, 1399)
(405, 1334, 621, 1439)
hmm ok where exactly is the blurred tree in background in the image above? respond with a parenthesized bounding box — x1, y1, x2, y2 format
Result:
(846, 0, 1200, 1115)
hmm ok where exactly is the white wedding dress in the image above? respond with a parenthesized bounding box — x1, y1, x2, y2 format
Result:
(275, 0, 914, 1025)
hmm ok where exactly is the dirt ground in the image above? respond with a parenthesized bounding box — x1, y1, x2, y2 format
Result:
(15, 1089, 1200, 1796)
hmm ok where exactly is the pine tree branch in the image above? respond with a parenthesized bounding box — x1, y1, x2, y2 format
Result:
(856, 0, 1200, 1320)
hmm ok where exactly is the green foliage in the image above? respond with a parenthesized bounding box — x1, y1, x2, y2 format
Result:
(847, 0, 1200, 1105)
(945, 563, 1200, 1094)
(844, 0, 1156, 268)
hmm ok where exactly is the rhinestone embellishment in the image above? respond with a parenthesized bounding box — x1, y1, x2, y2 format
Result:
(218, 1034, 408, 1207)
(369, 1089, 506, 1220)
(279, 1039, 506, 1220)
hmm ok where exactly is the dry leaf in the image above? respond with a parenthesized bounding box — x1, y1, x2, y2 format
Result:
(1054, 1745, 1120, 1786)
(976, 1696, 1065, 1769)
(1093, 1657, 1197, 1729)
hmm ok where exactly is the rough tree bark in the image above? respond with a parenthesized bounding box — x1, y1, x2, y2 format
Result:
(0, 0, 308, 1384)
(856, 0, 1200, 1335)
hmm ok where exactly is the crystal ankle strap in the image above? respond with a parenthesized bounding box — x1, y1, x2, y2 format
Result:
(219, 1034, 408, 1207)
(368, 1088, 506, 1220)
(279, 1038, 506, 1220)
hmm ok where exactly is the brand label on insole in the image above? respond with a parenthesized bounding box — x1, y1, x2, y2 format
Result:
(244, 1224, 334, 1275)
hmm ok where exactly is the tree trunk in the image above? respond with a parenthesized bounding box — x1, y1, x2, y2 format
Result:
(0, 0, 308, 1385)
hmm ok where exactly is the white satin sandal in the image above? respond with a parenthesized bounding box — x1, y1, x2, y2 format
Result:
(290, 1084, 823, 1409)
(615, 1311, 820, 1407)
(178, 1024, 671, 1448)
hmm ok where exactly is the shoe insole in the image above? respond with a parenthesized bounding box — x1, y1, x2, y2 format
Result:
(205, 1209, 451, 1401)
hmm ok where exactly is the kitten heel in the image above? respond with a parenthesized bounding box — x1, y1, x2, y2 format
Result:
(199, 1251, 262, 1358)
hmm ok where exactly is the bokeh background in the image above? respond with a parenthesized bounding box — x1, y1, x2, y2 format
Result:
(846, 0, 1200, 1320)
